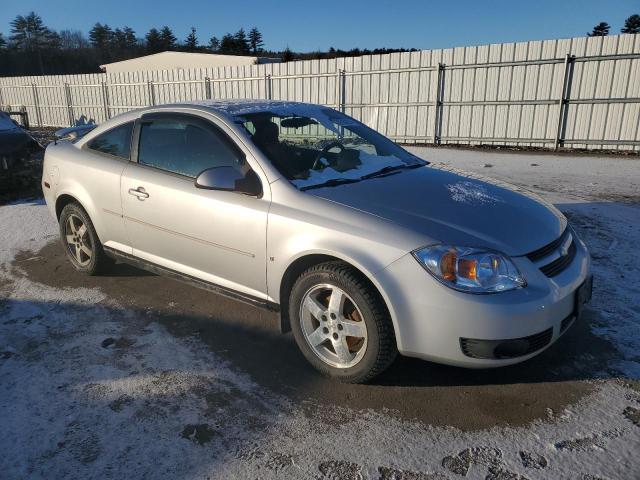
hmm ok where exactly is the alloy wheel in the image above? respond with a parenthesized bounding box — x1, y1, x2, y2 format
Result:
(299, 283, 368, 368)
(64, 214, 92, 267)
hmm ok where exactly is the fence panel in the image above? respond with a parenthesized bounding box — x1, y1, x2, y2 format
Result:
(1, 33, 639, 150)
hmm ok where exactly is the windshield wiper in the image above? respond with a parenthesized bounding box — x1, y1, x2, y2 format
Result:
(300, 177, 363, 191)
(360, 163, 423, 180)
(300, 163, 424, 191)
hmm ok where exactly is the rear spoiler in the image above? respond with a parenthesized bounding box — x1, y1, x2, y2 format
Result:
(54, 124, 97, 142)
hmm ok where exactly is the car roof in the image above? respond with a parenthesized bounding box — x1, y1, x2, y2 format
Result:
(174, 99, 316, 120)
(77, 99, 304, 139)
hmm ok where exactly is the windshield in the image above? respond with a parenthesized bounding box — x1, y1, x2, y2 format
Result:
(234, 105, 426, 190)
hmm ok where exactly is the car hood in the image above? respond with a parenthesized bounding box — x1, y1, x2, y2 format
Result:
(0, 130, 41, 156)
(307, 165, 566, 256)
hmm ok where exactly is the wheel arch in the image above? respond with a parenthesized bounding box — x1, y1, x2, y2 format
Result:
(55, 189, 104, 248)
(55, 193, 80, 219)
(278, 253, 398, 339)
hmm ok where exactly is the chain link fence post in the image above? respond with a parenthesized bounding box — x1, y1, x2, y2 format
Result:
(64, 83, 74, 126)
(204, 77, 212, 100)
(433, 63, 446, 145)
(264, 74, 272, 100)
(147, 80, 156, 106)
(554, 54, 576, 150)
(101, 82, 111, 121)
(31, 84, 42, 127)
(339, 70, 346, 113)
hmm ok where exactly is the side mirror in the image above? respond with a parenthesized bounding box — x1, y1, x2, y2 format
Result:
(195, 166, 262, 197)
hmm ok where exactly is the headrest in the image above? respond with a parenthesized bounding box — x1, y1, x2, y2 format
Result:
(253, 121, 279, 145)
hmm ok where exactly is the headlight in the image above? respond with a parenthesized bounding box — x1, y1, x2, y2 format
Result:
(412, 245, 526, 293)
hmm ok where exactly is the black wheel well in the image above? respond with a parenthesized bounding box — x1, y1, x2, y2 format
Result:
(278, 254, 388, 333)
(55, 194, 79, 220)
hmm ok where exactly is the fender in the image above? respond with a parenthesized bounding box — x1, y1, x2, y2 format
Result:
(272, 246, 402, 342)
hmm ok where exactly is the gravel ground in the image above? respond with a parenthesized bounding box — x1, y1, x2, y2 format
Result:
(0, 147, 639, 479)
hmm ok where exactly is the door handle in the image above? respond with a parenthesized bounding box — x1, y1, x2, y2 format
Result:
(128, 186, 149, 200)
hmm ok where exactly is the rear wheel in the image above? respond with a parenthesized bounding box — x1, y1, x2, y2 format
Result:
(59, 202, 111, 275)
(289, 261, 397, 383)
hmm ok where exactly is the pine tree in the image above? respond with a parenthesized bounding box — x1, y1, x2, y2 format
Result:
(9, 12, 52, 50)
(112, 28, 126, 50)
(0, 33, 6, 49)
(185, 27, 198, 51)
(233, 28, 250, 54)
(145, 28, 163, 53)
(209, 36, 220, 52)
(122, 27, 136, 50)
(219, 33, 235, 54)
(89, 22, 113, 49)
(621, 14, 640, 34)
(159, 26, 177, 51)
(282, 47, 294, 62)
(248, 27, 263, 53)
(587, 22, 610, 37)
(9, 11, 56, 73)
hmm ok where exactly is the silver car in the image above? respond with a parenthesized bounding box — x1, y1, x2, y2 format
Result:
(42, 100, 593, 383)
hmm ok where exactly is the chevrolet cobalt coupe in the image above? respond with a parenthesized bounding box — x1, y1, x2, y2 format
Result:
(42, 100, 592, 383)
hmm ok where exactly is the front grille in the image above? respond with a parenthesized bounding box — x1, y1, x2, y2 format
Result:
(539, 241, 577, 277)
(526, 227, 576, 278)
(460, 327, 553, 360)
(526, 228, 569, 262)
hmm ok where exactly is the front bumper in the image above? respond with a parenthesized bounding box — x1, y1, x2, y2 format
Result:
(375, 236, 592, 368)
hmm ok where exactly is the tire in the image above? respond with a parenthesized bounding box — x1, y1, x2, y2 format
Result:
(289, 261, 397, 383)
(59, 202, 111, 275)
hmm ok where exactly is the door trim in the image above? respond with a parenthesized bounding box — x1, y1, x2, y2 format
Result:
(103, 246, 279, 311)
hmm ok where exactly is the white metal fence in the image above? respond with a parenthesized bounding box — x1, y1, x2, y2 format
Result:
(2, 33, 639, 150)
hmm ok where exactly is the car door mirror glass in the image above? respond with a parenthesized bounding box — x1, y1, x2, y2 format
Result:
(195, 166, 262, 196)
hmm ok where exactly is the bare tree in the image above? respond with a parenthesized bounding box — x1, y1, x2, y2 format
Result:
(209, 36, 220, 52)
(59, 30, 89, 49)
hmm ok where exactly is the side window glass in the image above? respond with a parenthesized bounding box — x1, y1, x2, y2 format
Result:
(86, 122, 133, 159)
(137, 118, 243, 178)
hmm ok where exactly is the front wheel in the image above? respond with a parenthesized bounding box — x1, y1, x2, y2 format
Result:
(289, 261, 397, 383)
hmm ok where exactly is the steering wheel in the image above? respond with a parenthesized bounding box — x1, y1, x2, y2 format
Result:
(311, 141, 345, 170)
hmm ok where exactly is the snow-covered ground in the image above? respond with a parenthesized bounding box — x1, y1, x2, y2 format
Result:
(1, 149, 639, 479)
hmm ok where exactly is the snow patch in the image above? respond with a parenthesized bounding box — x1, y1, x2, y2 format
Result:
(446, 180, 505, 205)
(291, 152, 405, 188)
(1, 175, 639, 478)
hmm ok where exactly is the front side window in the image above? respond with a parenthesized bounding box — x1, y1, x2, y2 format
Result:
(233, 105, 425, 190)
(137, 117, 243, 178)
(86, 121, 133, 159)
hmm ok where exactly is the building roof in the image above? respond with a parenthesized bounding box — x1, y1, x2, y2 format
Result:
(100, 51, 280, 73)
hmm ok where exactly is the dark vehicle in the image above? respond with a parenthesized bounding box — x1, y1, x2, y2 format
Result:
(0, 112, 42, 171)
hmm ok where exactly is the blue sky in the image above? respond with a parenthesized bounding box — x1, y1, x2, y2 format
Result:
(0, 0, 637, 52)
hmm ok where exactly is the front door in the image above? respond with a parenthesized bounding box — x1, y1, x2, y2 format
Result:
(120, 112, 270, 300)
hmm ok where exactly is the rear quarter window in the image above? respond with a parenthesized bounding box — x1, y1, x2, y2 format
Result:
(86, 122, 134, 159)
